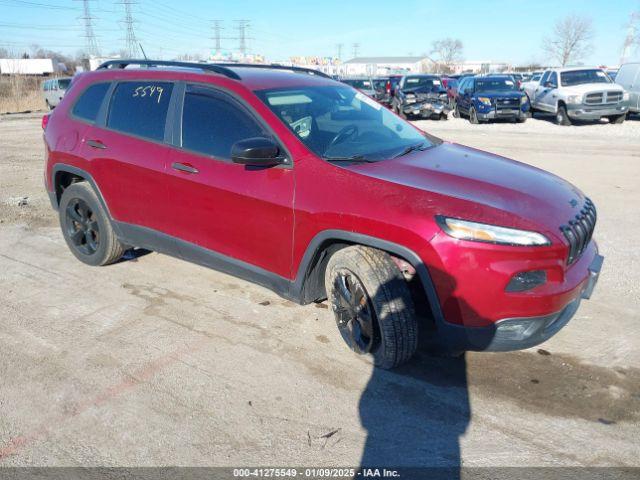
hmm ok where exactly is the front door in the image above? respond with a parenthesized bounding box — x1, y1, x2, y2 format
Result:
(163, 84, 295, 279)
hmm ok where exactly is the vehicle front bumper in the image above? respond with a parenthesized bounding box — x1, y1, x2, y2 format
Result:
(402, 100, 451, 118)
(438, 253, 604, 352)
(567, 103, 628, 120)
(476, 108, 528, 121)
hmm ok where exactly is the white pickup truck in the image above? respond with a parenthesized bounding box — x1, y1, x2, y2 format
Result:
(525, 67, 629, 125)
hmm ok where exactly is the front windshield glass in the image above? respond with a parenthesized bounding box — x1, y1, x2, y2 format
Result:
(531, 73, 542, 82)
(404, 76, 442, 90)
(256, 85, 438, 161)
(58, 78, 71, 89)
(343, 79, 372, 89)
(475, 78, 517, 92)
(561, 69, 611, 86)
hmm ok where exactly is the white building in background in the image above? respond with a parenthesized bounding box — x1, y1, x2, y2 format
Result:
(451, 60, 512, 74)
(342, 56, 435, 76)
(0, 58, 65, 75)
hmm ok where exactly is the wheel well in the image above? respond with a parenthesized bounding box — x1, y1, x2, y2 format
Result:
(54, 170, 85, 205)
(557, 100, 566, 110)
(300, 240, 436, 326)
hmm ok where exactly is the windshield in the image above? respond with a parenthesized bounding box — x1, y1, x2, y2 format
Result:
(561, 69, 611, 86)
(531, 73, 542, 82)
(342, 79, 372, 90)
(256, 85, 438, 161)
(475, 78, 517, 92)
(404, 76, 442, 90)
(58, 78, 71, 90)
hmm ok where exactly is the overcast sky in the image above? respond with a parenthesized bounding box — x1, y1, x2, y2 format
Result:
(0, 0, 638, 65)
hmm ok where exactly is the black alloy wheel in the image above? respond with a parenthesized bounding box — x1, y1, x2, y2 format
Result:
(65, 198, 100, 256)
(332, 269, 378, 354)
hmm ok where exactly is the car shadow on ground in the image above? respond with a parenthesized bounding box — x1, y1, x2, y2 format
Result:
(356, 271, 493, 478)
(530, 111, 614, 126)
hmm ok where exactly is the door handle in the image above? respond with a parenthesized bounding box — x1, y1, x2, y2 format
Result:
(171, 162, 199, 174)
(87, 139, 106, 149)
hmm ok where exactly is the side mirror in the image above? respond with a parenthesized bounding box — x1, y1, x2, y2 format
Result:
(544, 81, 555, 88)
(231, 137, 283, 167)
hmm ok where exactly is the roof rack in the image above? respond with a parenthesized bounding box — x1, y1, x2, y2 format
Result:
(96, 59, 332, 80)
(97, 59, 241, 80)
(216, 63, 332, 79)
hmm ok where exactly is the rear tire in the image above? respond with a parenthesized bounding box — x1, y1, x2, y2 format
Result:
(555, 105, 572, 125)
(59, 182, 125, 266)
(325, 246, 418, 369)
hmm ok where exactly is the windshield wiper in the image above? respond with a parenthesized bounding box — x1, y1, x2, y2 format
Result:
(392, 142, 427, 159)
(323, 155, 376, 163)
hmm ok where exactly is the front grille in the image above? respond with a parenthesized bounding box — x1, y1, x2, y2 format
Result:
(560, 198, 597, 265)
(606, 91, 623, 103)
(585, 92, 604, 104)
(496, 97, 519, 108)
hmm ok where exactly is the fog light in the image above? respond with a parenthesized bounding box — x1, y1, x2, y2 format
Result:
(506, 270, 547, 292)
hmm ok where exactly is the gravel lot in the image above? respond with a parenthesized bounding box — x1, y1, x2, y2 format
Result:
(0, 112, 639, 468)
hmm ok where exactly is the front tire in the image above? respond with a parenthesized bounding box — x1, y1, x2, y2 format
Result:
(608, 114, 626, 124)
(325, 246, 418, 369)
(469, 106, 480, 124)
(59, 182, 125, 266)
(556, 105, 572, 125)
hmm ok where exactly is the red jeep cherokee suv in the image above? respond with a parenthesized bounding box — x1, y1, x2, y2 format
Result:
(43, 60, 603, 369)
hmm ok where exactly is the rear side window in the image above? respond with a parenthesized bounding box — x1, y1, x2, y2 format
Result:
(107, 81, 173, 142)
(72, 82, 110, 122)
(181, 86, 265, 159)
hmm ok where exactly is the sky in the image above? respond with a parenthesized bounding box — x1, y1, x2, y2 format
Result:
(0, 0, 639, 66)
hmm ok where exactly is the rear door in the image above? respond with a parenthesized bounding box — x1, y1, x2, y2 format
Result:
(163, 83, 295, 278)
(80, 80, 175, 233)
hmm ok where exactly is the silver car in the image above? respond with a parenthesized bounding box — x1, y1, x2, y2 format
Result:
(42, 77, 72, 110)
(615, 63, 640, 115)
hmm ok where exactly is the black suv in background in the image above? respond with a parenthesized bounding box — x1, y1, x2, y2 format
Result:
(391, 74, 451, 120)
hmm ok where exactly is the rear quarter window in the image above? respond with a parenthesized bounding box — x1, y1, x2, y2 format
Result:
(71, 82, 110, 122)
(107, 81, 174, 142)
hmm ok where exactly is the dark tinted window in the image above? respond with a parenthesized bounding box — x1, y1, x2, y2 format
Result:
(72, 82, 110, 122)
(58, 78, 71, 90)
(107, 81, 173, 141)
(182, 86, 265, 159)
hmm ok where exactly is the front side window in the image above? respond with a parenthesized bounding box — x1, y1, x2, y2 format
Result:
(58, 79, 71, 90)
(560, 69, 611, 87)
(72, 82, 110, 122)
(107, 81, 173, 141)
(475, 78, 517, 92)
(181, 85, 265, 159)
(540, 71, 551, 86)
(256, 85, 439, 162)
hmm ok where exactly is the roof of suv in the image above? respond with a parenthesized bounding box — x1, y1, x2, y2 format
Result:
(91, 59, 336, 91)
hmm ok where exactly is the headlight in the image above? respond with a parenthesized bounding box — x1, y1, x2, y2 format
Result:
(477, 97, 492, 106)
(623, 92, 630, 101)
(520, 95, 528, 105)
(566, 95, 582, 104)
(436, 216, 551, 246)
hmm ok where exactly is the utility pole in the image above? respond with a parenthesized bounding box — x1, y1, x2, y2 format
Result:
(212, 20, 223, 55)
(352, 42, 360, 59)
(336, 43, 343, 60)
(76, 0, 100, 57)
(120, 0, 140, 58)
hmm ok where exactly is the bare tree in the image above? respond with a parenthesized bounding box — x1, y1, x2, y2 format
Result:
(542, 14, 595, 66)
(430, 38, 463, 74)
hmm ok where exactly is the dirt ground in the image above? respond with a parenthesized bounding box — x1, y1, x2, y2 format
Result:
(0, 112, 639, 468)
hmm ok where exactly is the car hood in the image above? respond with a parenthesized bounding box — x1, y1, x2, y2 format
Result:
(562, 83, 624, 95)
(350, 142, 586, 232)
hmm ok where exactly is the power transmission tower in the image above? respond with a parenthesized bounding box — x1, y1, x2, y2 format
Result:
(235, 19, 251, 57)
(352, 42, 360, 58)
(78, 0, 100, 57)
(621, 11, 639, 64)
(336, 43, 343, 60)
(212, 20, 223, 55)
(120, 0, 140, 58)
